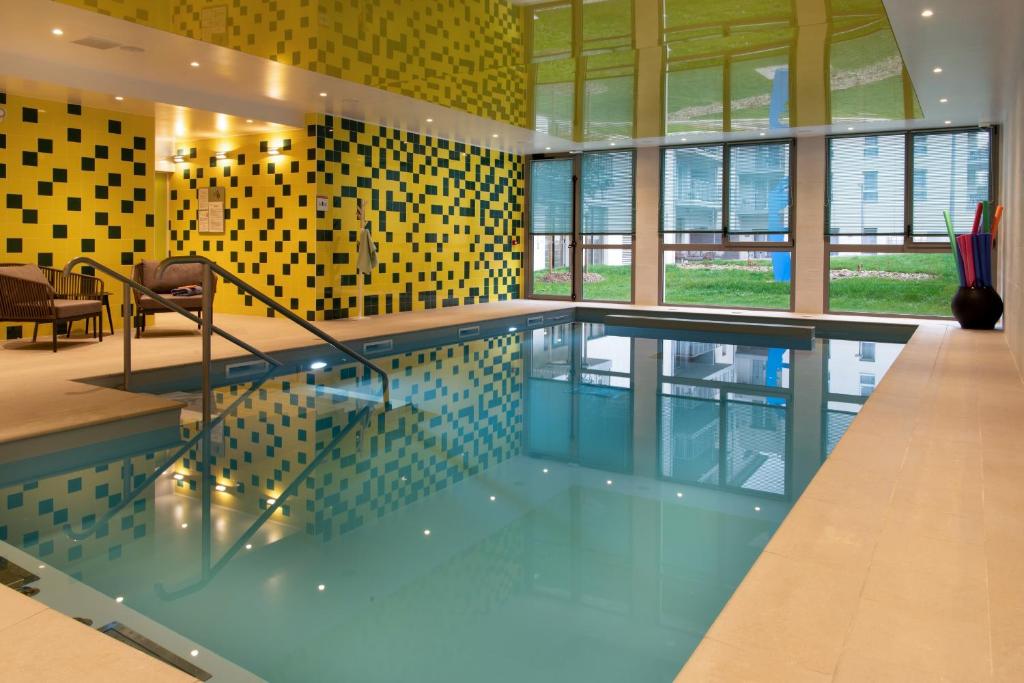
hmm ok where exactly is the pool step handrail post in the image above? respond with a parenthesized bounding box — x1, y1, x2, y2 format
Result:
(62, 257, 281, 392)
(157, 255, 391, 406)
(122, 279, 131, 391)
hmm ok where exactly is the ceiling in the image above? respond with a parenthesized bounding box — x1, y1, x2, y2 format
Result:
(0, 0, 1018, 156)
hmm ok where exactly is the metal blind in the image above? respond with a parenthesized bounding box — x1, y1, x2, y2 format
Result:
(660, 145, 724, 232)
(827, 134, 906, 236)
(581, 150, 634, 234)
(728, 142, 791, 234)
(530, 158, 574, 234)
(910, 129, 991, 235)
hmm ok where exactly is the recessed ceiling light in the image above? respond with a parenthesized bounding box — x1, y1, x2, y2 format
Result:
(759, 132, 766, 136)
(944, 120, 952, 125)
(939, 98, 948, 103)
(245, 543, 253, 550)
(492, 133, 499, 138)
(847, 126, 855, 131)
(267, 498, 277, 506)
(425, 118, 433, 123)
(606, 479, 613, 486)
(189, 61, 200, 67)
(190, 650, 199, 658)
(921, 9, 934, 17)
(246, 118, 254, 123)
(423, 529, 431, 536)
(181, 523, 188, 529)
(680, 138, 687, 142)
(317, 584, 326, 591)
(754, 506, 761, 512)
(932, 67, 943, 73)
(319, 92, 328, 97)
(609, 142, 617, 146)
(489, 495, 496, 501)
(114, 96, 124, 101)
(51, 28, 63, 36)
(215, 484, 227, 492)
(115, 596, 124, 603)
(544, 146, 551, 151)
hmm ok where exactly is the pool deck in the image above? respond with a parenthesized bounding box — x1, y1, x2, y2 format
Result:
(1, 301, 1021, 681)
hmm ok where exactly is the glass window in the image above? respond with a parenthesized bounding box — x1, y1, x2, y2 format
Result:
(827, 134, 905, 237)
(530, 158, 573, 234)
(828, 251, 959, 317)
(581, 151, 634, 234)
(661, 145, 724, 232)
(663, 247, 791, 310)
(910, 129, 991, 236)
(728, 143, 791, 235)
(530, 235, 572, 298)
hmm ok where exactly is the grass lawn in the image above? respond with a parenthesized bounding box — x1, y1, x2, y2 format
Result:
(532, 253, 958, 317)
(828, 253, 958, 317)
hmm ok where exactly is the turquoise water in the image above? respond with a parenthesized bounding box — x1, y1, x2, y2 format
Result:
(0, 323, 903, 682)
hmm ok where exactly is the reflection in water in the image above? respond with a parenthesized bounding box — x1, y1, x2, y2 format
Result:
(60, 0, 921, 140)
(0, 324, 903, 682)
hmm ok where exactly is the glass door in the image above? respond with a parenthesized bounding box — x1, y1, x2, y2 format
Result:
(527, 152, 635, 302)
(528, 157, 576, 299)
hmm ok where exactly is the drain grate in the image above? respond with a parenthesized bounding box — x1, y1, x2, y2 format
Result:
(0, 556, 40, 589)
(100, 622, 212, 681)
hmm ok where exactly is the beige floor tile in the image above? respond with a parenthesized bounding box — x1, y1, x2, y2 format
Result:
(0, 587, 48, 632)
(862, 554, 989, 625)
(833, 651, 982, 682)
(881, 500, 984, 546)
(705, 552, 865, 674)
(676, 637, 830, 683)
(801, 457, 898, 510)
(0, 609, 196, 682)
(767, 496, 885, 570)
(871, 528, 987, 582)
(843, 598, 992, 679)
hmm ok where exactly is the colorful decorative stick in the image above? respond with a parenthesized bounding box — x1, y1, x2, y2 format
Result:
(958, 234, 976, 287)
(991, 205, 1004, 242)
(972, 202, 984, 235)
(944, 210, 966, 286)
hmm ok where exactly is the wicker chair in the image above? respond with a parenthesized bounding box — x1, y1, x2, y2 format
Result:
(131, 259, 217, 338)
(0, 264, 105, 352)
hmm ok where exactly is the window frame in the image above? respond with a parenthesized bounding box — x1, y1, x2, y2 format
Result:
(823, 125, 999, 318)
(658, 138, 796, 312)
(525, 149, 637, 304)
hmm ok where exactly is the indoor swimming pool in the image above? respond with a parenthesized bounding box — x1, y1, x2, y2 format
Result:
(0, 321, 907, 682)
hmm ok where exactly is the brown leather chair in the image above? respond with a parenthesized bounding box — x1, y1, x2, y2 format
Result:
(0, 264, 104, 352)
(131, 259, 217, 338)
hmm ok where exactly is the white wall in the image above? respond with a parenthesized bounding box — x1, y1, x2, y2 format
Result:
(999, 67, 1024, 376)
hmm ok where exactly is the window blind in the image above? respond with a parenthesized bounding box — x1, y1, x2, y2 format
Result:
(530, 158, 574, 234)
(827, 134, 905, 236)
(660, 145, 723, 232)
(910, 129, 991, 235)
(581, 150, 634, 234)
(728, 143, 791, 233)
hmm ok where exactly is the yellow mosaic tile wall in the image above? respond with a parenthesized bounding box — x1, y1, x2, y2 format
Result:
(311, 115, 524, 319)
(57, 0, 528, 127)
(0, 90, 156, 340)
(167, 130, 321, 320)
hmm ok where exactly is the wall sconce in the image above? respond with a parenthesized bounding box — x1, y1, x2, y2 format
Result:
(266, 146, 280, 156)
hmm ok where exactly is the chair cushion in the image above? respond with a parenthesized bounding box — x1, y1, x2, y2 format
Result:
(138, 260, 205, 293)
(138, 294, 204, 312)
(0, 264, 56, 296)
(53, 299, 102, 319)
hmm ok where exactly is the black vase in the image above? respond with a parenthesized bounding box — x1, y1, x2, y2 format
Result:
(950, 286, 1004, 329)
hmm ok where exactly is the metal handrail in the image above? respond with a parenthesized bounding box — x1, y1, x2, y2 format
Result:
(63, 257, 281, 391)
(158, 255, 391, 406)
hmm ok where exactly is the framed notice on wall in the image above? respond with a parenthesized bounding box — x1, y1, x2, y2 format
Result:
(198, 186, 226, 234)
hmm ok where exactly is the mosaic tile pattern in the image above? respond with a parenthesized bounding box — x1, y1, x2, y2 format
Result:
(57, 0, 528, 127)
(310, 114, 524, 320)
(0, 451, 159, 578)
(0, 91, 156, 340)
(168, 132, 321, 320)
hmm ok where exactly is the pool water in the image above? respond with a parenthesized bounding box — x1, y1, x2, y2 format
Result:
(0, 323, 903, 682)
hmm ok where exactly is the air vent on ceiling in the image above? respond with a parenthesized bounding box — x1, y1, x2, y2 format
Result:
(119, 45, 145, 53)
(72, 36, 121, 50)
